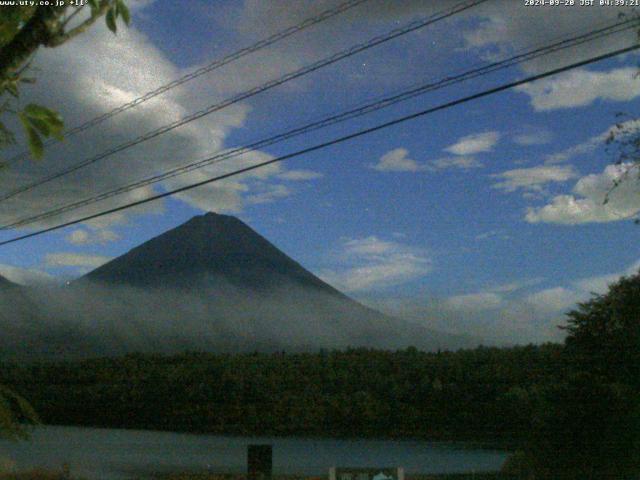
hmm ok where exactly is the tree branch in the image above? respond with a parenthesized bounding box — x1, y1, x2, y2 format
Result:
(0, 6, 64, 79)
(60, 5, 87, 29)
(48, 3, 111, 48)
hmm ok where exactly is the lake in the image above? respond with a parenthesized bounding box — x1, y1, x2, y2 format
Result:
(0, 426, 508, 479)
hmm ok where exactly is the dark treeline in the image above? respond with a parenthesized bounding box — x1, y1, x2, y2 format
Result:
(0, 344, 563, 442)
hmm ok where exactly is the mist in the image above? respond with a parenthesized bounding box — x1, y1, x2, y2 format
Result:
(0, 278, 475, 360)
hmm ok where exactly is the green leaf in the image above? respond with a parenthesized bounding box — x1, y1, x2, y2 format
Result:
(19, 113, 44, 160)
(27, 117, 51, 137)
(117, 0, 130, 25)
(106, 7, 117, 33)
(22, 104, 64, 141)
(87, 0, 99, 13)
(25, 125, 44, 159)
(0, 386, 39, 425)
(23, 103, 57, 120)
(0, 385, 39, 440)
(0, 121, 15, 148)
(5, 81, 18, 98)
(49, 125, 64, 142)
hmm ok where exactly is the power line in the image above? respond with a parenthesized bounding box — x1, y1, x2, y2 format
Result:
(1, 42, 637, 247)
(3, 16, 637, 230)
(0, 0, 488, 204)
(5, 0, 371, 165)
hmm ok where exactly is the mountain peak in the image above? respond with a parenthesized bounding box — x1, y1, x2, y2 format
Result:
(79, 212, 343, 296)
(1, 213, 475, 357)
(191, 211, 238, 223)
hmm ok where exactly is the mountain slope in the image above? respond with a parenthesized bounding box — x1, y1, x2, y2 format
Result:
(74, 212, 474, 352)
(0, 213, 476, 359)
(0, 273, 19, 289)
(80, 212, 346, 297)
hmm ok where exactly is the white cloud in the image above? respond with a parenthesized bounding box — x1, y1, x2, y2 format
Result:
(0, 13, 324, 233)
(45, 253, 112, 269)
(486, 278, 544, 293)
(431, 156, 482, 170)
(66, 228, 120, 245)
(342, 236, 398, 256)
(525, 260, 640, 313)
(513, 129, 553, 146)
(516, 67, 640, 111)
(371, 148, 424, 172)
(545, 135, 603, 166)
(245, 184, 292, 204)
(366, 291, 563, 346)
(231, 0, 468, 90)
(545, 119, 640, 165)
(320, 236, 431, 292)
(459, 3, 640, 123)
(67, 230, 90, 245)
(444, 131, 500, 156)
(524, 260, 640, 314)
(372, 149, 484, 174)
(447, 292, 503, 311)
(370, 259, 640, 345)
(491, 165, 579, 193)
(24, 0, 624, 235)
(462, 3, 636, 76)
(574, 273, 622, 295)
(526, 163, 640, 224)
(278, 170, 324, 181)
(525, 287, 580, 314)
(0, 264, 55, 286)
(442, 279, 544, 314)
(575, 260, 640, 293)
(475, 229, 510, 241)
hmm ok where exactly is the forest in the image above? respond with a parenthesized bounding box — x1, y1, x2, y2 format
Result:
(0, 344, 562, 442)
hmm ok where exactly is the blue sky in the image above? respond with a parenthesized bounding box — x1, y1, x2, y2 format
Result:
(1, 0, 639, 344)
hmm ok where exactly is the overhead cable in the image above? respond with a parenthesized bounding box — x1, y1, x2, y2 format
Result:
(0, 41, 636, 247)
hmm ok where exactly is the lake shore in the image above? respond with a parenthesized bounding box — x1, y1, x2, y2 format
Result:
(1, 471, 513, 480)
(36, 423, 517, 452)
(150, 474, 511, 480)
(0, 425, 508, 480)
